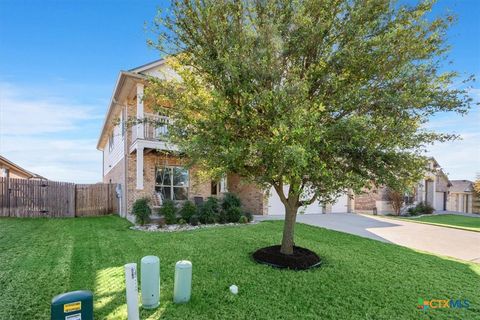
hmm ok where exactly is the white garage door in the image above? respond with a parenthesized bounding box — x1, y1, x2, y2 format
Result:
(331, 195, 348, 213)
(267, 187, 348, 215)
(435, 192, 445, 211)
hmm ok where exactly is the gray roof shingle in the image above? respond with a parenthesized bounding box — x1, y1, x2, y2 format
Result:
(449, 180, 474, 193)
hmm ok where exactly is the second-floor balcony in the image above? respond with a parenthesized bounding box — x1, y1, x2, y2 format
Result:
(130, 112, 178, 153)
(132, 113, 170, 142)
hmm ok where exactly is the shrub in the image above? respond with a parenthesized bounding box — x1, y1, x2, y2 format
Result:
(179, 200, 197, 221)
(206, 197, 220, 212)
(386, 188, 404, 216)
(217, 210, 228, 224)
(226, 206, 242, 223)
(239, 215, 249, 224)
(222, 193, 242, 211)
(419, 202, 434, 215)
(198, 197, 219, 224)
(160, 200, 177, 225)
(244, 211, 253, 222)
(408, 202, 434, 216)
(198, 205, 215, 224)
(189, 215, 199, 226)
(132, 198, 151, 225)
(178, 218, 187, 225)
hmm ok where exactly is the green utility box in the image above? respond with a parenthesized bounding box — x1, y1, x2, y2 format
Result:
(51, 290, 93, 320)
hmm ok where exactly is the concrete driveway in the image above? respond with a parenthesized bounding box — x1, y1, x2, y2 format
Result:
(256, 213, 480, 264)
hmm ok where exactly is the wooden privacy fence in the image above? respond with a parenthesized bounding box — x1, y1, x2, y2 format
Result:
(75, 183, 117, 217)
(0, 177, 118, 218)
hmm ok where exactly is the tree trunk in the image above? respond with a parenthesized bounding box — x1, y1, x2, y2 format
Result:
(280, 204, 298, 255)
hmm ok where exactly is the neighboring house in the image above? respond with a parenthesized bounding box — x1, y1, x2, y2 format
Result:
(97, 59, 352, 220)
(0, 155, 45, 180)
(447, 180, 474, 213)
(354, 158, 451, 214)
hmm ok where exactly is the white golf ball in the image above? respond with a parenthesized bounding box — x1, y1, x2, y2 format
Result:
(229, 284, 238, 295)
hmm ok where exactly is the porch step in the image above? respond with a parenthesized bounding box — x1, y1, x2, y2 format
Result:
(151, 193, 163, 208)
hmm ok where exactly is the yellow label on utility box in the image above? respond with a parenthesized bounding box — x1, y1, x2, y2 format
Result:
(64, 301, 81, 313)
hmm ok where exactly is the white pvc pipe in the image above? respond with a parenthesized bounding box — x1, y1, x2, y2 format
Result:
(125, 263, 140, 320)
(173, 260, 192, 303)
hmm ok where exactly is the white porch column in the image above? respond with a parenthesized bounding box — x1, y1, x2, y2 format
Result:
(136, 146, 144, 190)
(136, 83, 145, 140)
(432, 178, 437, 210)
(421, 181, 426, 203)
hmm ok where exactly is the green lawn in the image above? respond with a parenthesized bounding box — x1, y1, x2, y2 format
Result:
(0, 216, 479, 319)
(404, 214, 480, 232)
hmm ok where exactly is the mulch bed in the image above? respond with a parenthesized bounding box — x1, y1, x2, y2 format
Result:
(252, 245, 321, 270)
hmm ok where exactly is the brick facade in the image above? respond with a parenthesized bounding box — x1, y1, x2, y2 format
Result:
(354, 186, 391, 214)
(125, 151, 267, 215)
(227, 174, 267, 215)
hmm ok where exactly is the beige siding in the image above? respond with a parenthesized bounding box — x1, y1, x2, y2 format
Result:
(103, 107, 126, 176)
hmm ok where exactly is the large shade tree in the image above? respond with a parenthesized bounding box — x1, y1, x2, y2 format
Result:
(147, 0, 473, 255)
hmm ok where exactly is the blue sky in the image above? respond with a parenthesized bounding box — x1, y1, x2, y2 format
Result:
(0, 0, 478, 183)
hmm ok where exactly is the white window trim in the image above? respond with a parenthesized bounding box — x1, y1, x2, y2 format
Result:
(108, 131, 114, 152)
(155, 166, 189, 201)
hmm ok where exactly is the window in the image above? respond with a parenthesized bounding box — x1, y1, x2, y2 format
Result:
(154, 116, 169, 140)
(155, 166, 189, 201)
(210, 175, 227, 196)
(108, 131, 114, 152)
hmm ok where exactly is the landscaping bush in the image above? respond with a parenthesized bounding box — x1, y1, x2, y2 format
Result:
(189, 215, 199, 226)
(226, 206, 242, 223)
(179, 200, 197, 222)
(206, 196, 220, 212)
(407, 207, 419, 216)
(160, 200, 177, 225)
(178, 218, 187, 225)
(217, 210, 228, 224)
(132, 198, 151, 225)
(244, 211, 253, 222)
(222, 192, 242, 211)
(408, 202, 434, 216)
(239, 215, 249, 224)
(198, 197, 219, 224)
(420, 202, 435, 215)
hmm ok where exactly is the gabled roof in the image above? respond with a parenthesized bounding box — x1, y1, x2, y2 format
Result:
(449, 180, 474, 193)
(129, 58, 166, 74)
(96, 71, 147, 150)
(97, 58, 170, 150)
(0, 155, 46, 180)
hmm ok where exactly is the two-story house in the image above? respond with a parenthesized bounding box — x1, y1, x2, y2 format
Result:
(354, 157, 452, 214)
(97, 59, 356, 220)
(97, 59, 269, 220)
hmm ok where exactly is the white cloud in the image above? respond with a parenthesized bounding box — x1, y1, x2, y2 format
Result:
(1, 136, 102, 183)
(0, 82, 103, 183)
(425, 88, 480, 181)
(428, 132, 480, 181)
(0, 82, 102, 135)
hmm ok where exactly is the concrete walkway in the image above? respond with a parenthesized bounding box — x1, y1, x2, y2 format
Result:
(256, 213, 480, 264)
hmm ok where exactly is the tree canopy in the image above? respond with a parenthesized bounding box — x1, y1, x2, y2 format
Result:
(147, 0, 473, 254)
